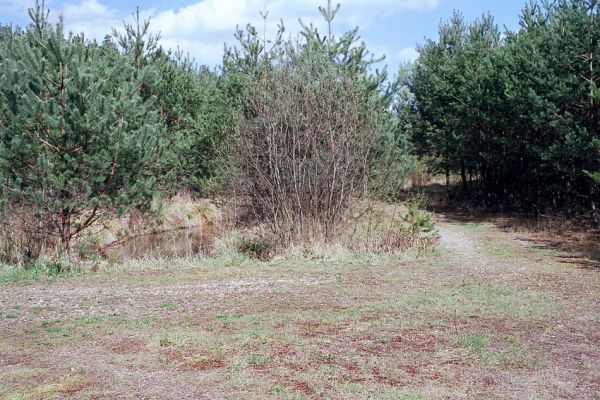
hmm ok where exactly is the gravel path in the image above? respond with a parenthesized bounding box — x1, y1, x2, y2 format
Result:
(436, 218, 600, 399)
(0, 216, 598, 399)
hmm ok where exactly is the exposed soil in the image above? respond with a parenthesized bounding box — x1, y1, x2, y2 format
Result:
(0, 213, 598, 399)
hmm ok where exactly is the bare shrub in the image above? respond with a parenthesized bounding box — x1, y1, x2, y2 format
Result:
(237, 236, 273, 261)
(230, 43, 391, 244)
(0, 204, 56, 265)
(344, 198, 437, 255)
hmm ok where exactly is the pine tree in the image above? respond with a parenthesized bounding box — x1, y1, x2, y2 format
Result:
(411, 11, 467, 191)
(112, 12, 230, 195)
(0, 2, 164, 254)
(409, 1, 599, 219)
(154, 51, 232, 193)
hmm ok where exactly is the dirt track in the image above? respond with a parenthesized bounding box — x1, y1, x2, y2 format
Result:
(1, 216, 598, 399)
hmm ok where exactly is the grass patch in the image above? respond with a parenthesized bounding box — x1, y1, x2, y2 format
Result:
(1, 368, 46, 381)
(479, 238, 526, 261)
(457, 334, 487, 352)
(0, 258, 85, 284)
(15, 314, 157, 347)
(451, 331, 540, 369)
(158, 328, 213, 348)
(460, 223, 484, 230)
(248, 353, 271, 367)
(405, 282, 557, 323)
(160, 302, 176, 310)
(0, 371, 88, 400)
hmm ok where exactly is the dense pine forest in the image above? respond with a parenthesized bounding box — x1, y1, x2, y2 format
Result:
(0, 0, 598, 264)
(407, 1, 600, 220)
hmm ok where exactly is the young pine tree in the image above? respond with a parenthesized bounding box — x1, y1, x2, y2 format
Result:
(0, 2, 164, 254)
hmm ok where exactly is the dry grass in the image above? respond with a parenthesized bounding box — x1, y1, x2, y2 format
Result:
(0, 217, 598, 399)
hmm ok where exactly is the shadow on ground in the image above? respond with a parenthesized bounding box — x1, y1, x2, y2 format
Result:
(407, 183, 600, 269)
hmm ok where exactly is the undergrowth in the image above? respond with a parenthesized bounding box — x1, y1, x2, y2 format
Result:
(0, 197, 439, 281)
(0, 256, 78, 284)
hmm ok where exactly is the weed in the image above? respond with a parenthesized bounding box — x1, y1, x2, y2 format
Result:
(46, 326, 64, 335)
(322, 354, 336, 363)
(248, 353, 270, 367)
(272, 385, 287, 394)
(77, 315, 103, 325)
(457, 334, 487, 352)
(160, 302, 176, 310)
(217, 313, 243, 328)
(159, 332, 173, 347)
(111, 316, 129, 326)
(237, 237, 272, 261)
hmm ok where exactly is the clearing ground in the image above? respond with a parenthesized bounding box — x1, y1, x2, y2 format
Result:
(0, 214, 598, 399)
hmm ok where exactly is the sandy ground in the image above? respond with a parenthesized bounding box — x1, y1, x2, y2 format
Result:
(0, 215, 598, 399)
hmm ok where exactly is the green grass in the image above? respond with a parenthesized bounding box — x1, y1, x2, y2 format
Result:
(0, 259, 85, 284)
(457, 334, 487, 352)
(451, 332, 539, 369)
(0, 264, 50, 284)
(248, 353, 271, 367)
(0, 219, 591, 399)
(406, 283, 556, 321)
(460, 223, 484, 230)
(160, 302, 176, 310)
(479, 239, 526, 260)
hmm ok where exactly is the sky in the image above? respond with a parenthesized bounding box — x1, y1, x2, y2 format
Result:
(0, 0, 527, 74)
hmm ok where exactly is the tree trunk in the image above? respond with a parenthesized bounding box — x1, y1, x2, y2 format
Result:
(460, 161, 468, 194)
(60, 208, 71, 255)
(445, 167, 450, 201)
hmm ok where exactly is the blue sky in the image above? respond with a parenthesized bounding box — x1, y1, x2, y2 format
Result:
(0, 0, 527, 73)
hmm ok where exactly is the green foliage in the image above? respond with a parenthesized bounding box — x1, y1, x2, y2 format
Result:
(237, 237, 272, 261)
(408, 0, 600, 219)
(404, 195, 435, 234)
(0, 2, 164, 253)
(154, 56, 232, 194)
(112, 11, 231, 195)
(0, 2, 232, 261)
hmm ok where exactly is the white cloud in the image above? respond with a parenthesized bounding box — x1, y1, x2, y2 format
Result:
(397, 47, 418, 63)
(153, 0, 262, 34)
(62, 0, 114, 20)
(55, 0, 439, 67)
(0, 0, 43, 19)
(159, 37, 224, 63)
(62, 0, 119, 39)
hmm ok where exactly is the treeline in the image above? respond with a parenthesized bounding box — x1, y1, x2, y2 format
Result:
(0, 0, 597, 261)
(0, 1, 413, 259)
(405, 0, 599, 221)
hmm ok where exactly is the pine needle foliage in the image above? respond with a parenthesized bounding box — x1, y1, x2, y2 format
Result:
(0, 1, 165, 253)
(409, 0, 599, 222)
